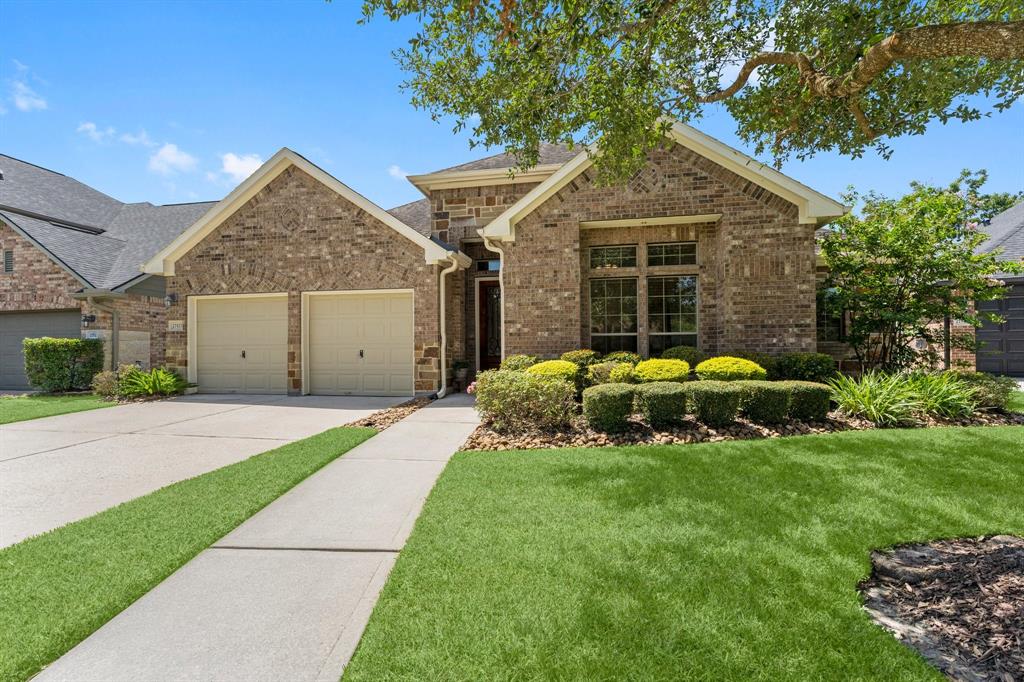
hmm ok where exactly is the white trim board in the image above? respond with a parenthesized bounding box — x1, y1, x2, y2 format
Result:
(144, 149, 458, 276)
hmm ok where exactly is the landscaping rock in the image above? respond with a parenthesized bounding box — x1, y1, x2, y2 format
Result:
(346, 397, 433, 431)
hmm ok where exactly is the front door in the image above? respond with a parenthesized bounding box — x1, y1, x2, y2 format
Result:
(478, 280, 502, 370)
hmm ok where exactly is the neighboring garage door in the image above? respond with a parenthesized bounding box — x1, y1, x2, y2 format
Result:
(0, 310, 81, 390)
(307, 291, 414, 396)
(976, 282, 1024, 376)
(195, 296, 288, 393)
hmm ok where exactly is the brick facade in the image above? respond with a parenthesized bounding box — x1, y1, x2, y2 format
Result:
(164, 166, 442, 394)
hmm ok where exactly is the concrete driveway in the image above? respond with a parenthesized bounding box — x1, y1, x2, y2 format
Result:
(0, 394, 402, 548)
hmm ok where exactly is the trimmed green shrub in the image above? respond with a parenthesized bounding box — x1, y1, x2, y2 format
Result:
(586, 361, 629, 386)
(23, 337, 104, 392)
(474, 369, 576, 432)
(695, 356, 767, 381)
(948, 370, 1017, 410)
(118, 367, 188, 398)
(905, 372, 976, 419)
(735, 380, 791, 424)
(583, 383, 635, 432)
(661, 345, 707, 367)
(682, 380, 743, 427)
(779, 381, 832, 422)
(609, 363, 635, 384)
(828, 372, 917, 426)
(776, 352, 836, 383)
(526, 359, 581, 391)
(632, 359, 689, 383)
(90, 370, 119, 399)
(501, 354, 539, 371)
(602, 351, 641, 365)
(725, 351, 779, 379)
(635, 382, 687, 428)
(560, 349, 602, 367)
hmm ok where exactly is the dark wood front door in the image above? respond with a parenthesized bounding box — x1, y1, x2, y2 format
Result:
(478, 280, 502, 370)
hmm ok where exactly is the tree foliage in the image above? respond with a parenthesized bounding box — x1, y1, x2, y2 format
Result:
(820, 170, 1023, 371)
(361, 0, 1024, 179)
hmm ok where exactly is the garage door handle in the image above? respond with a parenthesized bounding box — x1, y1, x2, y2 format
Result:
(359, 350, 364, 359)
(241, 350, 246, 359)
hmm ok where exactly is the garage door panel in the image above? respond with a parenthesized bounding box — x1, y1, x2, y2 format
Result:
(1, 310, 83, 389)
(196, 296, 288, 394)
(976, 284, 1024, 377)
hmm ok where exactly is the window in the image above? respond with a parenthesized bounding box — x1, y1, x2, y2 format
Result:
(2, 250, 12, 273)
(647, 275, 697, 355)
(647, 242, 697, 267)
(590, 277, 638, 353)
(476, 259, 500, 272)
(816, 286, 845, 343)
(590, 245, 637, 270)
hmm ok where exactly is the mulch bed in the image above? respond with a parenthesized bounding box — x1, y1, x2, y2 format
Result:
(860, 536, 1024, 681)
(462, 410, 1023, 452)
(346, 396, 434, 431)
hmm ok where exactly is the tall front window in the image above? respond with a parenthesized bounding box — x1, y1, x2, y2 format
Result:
(589, 277, 638, 353)
(648, 275, 697, 355)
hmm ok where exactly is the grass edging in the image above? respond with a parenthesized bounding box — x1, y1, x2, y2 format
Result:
(0, 425, 375, 681)
(0, 394, 113, 425)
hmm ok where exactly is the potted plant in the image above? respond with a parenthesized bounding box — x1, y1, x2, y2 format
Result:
(452, 360, 470, 387)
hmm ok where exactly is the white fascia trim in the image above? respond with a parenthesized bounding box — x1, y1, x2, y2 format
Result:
(407, 163, 564, 194)
(144, 148, 453, 276)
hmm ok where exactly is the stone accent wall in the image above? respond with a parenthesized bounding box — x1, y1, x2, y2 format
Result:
(499, 143, 818, 358)
(165, 166, 441, 393)
(0, 220, 82, 311)
(430, 182, 539, 243)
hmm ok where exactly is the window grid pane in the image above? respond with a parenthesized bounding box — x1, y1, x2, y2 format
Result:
(590, 277, 638, 351)
(648, 276, 697, 353)
(590, 245, 637, 270)
(648, 242, 697, 267)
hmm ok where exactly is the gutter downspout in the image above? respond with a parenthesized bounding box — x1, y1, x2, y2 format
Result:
(436, 255, 461, 398)
(482, 236, 506, 362)
(87, 297, 119, 370)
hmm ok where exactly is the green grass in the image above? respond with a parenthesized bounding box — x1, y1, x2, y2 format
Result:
(0, 426, 375, 681)
(1008, 390, 1024, 413)
(345, 426, 1024, 681)
(0, 393, 112, 425)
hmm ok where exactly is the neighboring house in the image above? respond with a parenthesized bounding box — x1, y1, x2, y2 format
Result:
(144, 122, 846, 396)
(0, 155, 214, 389)
(973, 201, 1024, 376)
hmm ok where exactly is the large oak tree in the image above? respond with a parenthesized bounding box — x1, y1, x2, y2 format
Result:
(361, 0, 1024, 178)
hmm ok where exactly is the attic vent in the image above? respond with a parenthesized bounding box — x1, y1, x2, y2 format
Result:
(0, 169, 5, 180)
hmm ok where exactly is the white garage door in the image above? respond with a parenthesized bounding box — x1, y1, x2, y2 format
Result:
(307, 291, 414, 396)
(195, 296, 288, 394)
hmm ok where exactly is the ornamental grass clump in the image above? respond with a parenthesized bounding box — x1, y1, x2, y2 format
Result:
(827, 372, 918, 426)
(634, 382, 687, 428)
(582, 383, 635, 432)
(500, 354, 539, 371)
(118, 367, 189, 398)
(904, 372, 977, 419)
(683, 381, 744, 427)
(695, 356, 768, 381)
(660, 345, 707, 367)
(779, 381, 832, 422)
(947, 370, 1017, 411)
(735, 380, 791, 424)
(632, 359, 689, 383)
(474, 369, 576, 433)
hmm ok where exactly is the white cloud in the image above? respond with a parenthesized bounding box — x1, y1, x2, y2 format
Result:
(11, 80, 46, 112)
(120, 129, 156, 147)
(148, 143, 197, 175)
(220, 152, 263, 183)
(77, 121, 116, 142)
(388, 164, 409, 180)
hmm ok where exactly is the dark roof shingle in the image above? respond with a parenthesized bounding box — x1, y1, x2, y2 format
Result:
(424, 142, 579, 175)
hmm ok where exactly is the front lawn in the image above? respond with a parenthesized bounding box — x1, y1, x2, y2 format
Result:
(0, 426, 375, 681)
(0, 393, 112, 425)
(1009, 389, 1024, 413)
(345, 426, 1024, 680)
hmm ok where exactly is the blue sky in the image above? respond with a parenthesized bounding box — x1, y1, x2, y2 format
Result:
(2, 0, 1022, 211)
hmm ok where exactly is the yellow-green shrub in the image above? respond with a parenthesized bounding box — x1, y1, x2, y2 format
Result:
(631, 359, 689, 383)
(608, 363, 635, 384)
(694, 356, 767, 381)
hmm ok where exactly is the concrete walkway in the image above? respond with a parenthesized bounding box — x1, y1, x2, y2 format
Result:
(1, 394, 402, 548)
(37, 393, 479, 682)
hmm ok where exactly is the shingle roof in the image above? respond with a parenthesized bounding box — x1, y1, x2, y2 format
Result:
(978, 201, 1024, 280)
(425, 142, 579, 174)
(0, 154, 214, 290)
(386, 198, 432, 237)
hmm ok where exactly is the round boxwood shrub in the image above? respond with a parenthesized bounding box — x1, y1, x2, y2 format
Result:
(632, 359, 690, 383)
(560, 349, 602, 367)
(724, 350, 779, 379)
(501, 354, 539, 371)
(23, 337, 105, 392)
(661, 345, 707, 367)
(776, 352, 835, 383)
(780, 380, 832, 422)
(695, 356, 767, 381)
(526, 359, 579, 382)
(602, 350, 641, 365)
(734, 380, 792, 424)
(635, 382, 687, 428)
(586, 361, 630, 386)
(583, 383, 635, 432)
(608, 363, 635, 384)
(683, 380, 744, 426)
(474, 369, 576, 432)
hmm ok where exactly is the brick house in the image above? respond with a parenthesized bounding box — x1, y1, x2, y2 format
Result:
(0, 155, 213, 389)
(143, 122, 847, 396)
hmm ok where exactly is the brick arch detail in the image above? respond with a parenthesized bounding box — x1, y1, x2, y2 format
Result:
(181, 264, 297, 295)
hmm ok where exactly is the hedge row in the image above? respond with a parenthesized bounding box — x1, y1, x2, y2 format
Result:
(23, 337, 104, 392)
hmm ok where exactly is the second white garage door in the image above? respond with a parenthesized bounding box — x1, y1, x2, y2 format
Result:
(306, 291, 415, 396)
(195, 295, 288, 394)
